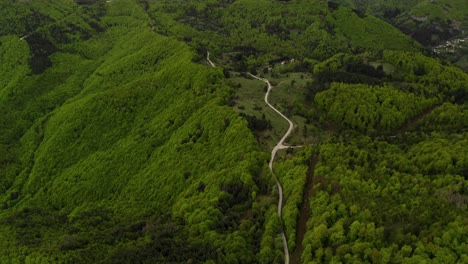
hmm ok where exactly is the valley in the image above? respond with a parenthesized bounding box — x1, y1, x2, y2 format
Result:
(0, 0, 466, 263)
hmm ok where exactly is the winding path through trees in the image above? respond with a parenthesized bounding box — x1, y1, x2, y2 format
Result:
(249, 73, 301, 264)
(207, 52, 296, 264)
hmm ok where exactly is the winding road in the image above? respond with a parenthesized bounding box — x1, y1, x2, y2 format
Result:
(249, 73, 297, 264)
(207, 53, 295, 264)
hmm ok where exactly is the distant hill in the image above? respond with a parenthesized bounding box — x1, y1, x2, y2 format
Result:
(332, 0, 468, 70)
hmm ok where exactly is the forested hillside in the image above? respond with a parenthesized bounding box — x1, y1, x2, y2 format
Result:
(333, 0, 468, 70)
(0, 0, 271, 262)
(0, 0, 467, 263)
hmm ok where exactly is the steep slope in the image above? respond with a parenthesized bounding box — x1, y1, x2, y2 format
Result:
(0, 0, 269, 262)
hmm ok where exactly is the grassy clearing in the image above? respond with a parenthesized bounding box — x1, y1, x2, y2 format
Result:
(265, 71, 321, 145)
(230, 69, 320, 150)
(230, 74, 288, 150)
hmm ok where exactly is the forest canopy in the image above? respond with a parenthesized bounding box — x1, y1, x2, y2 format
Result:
(0, 0, 466, 263)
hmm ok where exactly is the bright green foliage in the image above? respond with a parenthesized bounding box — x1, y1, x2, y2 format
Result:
(0, 0, 270, 262)
(383, 50, 468, 99)
(301, 135, 468, 263)
(314, 82, 437, 132)
(0, 36, 31, 102)
(275, 147, 313, 252)
(1, 0, 467, 263)
(407, 136, 468, 176)
(332, 6, 419, 52)
(257, 205, 283, 264)
(418, 103, 468, 132)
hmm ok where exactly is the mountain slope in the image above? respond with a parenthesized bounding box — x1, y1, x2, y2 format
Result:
(0, 0, 467, 263)
(333, 0, 468, 70)
(0, 0, 270, 262)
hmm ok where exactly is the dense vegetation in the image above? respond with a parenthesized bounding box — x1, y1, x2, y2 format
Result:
(333, 0, 468, 70)
(301, 134, 467, 263)
(149, 0, 420, 69)
(0, 0, 272, 262)
(0, 0, 467, 263)
(334, 0, 467, 44)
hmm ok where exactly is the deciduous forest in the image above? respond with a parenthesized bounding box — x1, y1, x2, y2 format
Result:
(0, 0, 466, 263)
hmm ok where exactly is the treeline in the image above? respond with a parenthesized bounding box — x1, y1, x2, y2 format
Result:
(310, 53, 385, 90)
(240, 113, 272, 132)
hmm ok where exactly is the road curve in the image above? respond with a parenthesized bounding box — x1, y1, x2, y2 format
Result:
(249, 73, 293, 264)
(206, 55, 293, 263)
(206, 51, 216, 67)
